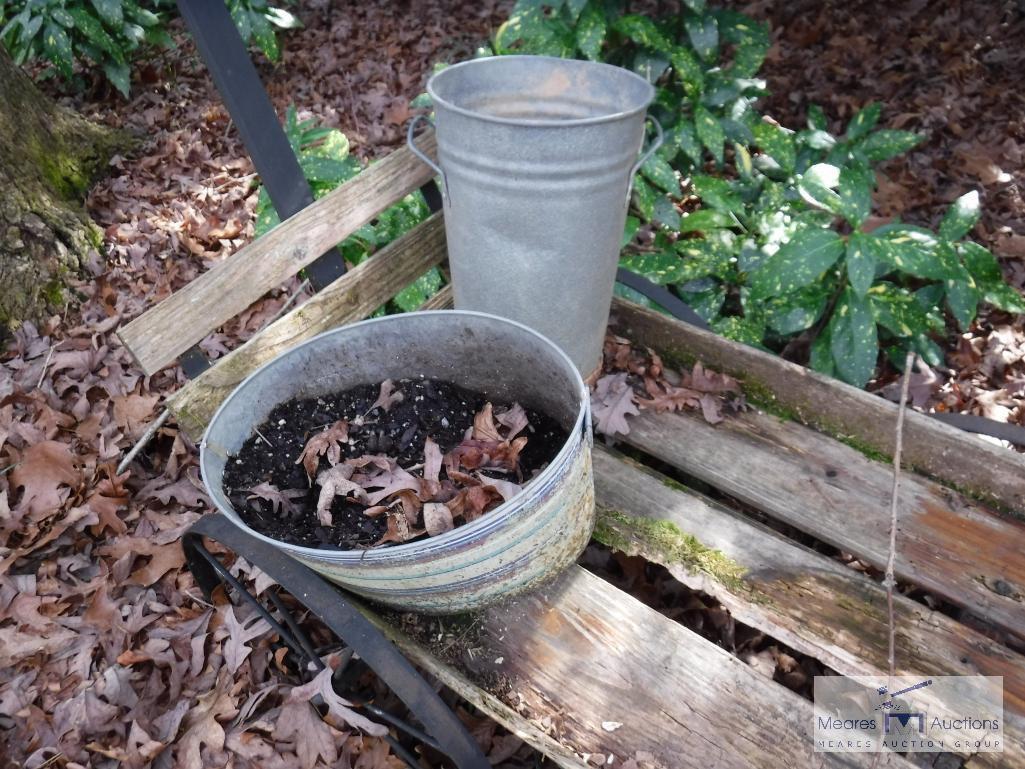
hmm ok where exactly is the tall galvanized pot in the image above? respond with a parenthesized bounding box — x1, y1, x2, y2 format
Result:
(200, 311, 594, 614)
(408, 55, 661, 377)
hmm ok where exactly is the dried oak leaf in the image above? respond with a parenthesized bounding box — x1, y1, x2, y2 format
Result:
(446, 485, 503, 523)
(8, 440, 80, 517)
(315, 464, 369, 526)
(287, 664, 388, 735)
(591, 372, 640, 437)
(421, 436, 443, 499)
(272, 700, 338, 769)
(472, 402, 504, 442)
(478, 473, 523, 501)
(375, 510, 425, 545)
(247, 483, 306, 517)
(495, 403, 529, 439)
(423, 502, 454, 537)
(371, 379, 404, 413)
(296, 419, 350, 476)
(221, 605, 271, 674)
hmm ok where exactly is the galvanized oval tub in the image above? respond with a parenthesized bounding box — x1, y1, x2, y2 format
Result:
(408, 55, 659, 378)
(199, 310, 594, 614)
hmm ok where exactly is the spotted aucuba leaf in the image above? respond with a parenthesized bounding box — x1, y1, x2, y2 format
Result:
(845, 103, 881, 140)
(845, 231, 877, 297)
(945, 265, 979, 330)
(575, 1, 606, 60)
(694, 105, 726, 165)
(753, 122, 796, 175)
(613, 14, 672, 53)
(749, 228, 845, 298)
(641, 153, 679, 193)
(869, 282, 939, 338)
(852, 129, 924, 163)
(872, 227, 960, 280)
(684, 14, 719, 62)
(829, 288, 877, 387)
(837, 165, 873, 227)
(938, 190, 981, 241)
(958, 241, 1003, 284)
(671, 46, 704, 95)
(619, 251, 686, 285)
(763, 283, 831, 334)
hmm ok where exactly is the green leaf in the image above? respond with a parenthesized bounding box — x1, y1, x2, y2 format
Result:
(690, 175, 742, 212)
(652, 196, 681, 229)
(670, 46, 703, 94)
(945, 268, 979, 330)
(852, 129, 923, 163)
(694, 105, 725, 165)
(749, 228, 845, 298)
(230, 2, 253, 41)
(753, 122, 795, 174)
(102, 61, 130, 96)
(674, 234, 735, 281)
(66, 8, 123, 63)
(614, 14, 671, 52)
(300, 155, 360, 185)
(845, 103, 880, 140)
(42, 23, 73, 80)
(682, 0, 706, 12)
(837, 165, 873, 227)
(675, 119, 703, 166)
(563, 0, 588, 21)
(575, 2, 606, 60)
(938, 190, 980, 241)
(873, 227, 960, 280)
(676, 280, 727, 322)
(829, 288, 877, 387)
(614, 282, 672, 316)
(620, 251, 685, 285)
(393, 267, 444, 312)
(764, 283, 830, 334)
(632, 176, 656, 221)
(678, 208, 733, 233)
(684, 14, 718, 62)
(807, 104, 828, 132)
(51, 9, 75, 28)
(729, 20, 769, 77)
(810, 322, 835, 376)
(641, 153, 678, 194)
(845, 231, 877, 297)
(958, 241, 1003, 284)
(621, 216, 641, 248)
(981, 283, 1025, 314)
(89, 0, 123, 27)
(869, 282, 937, 338)
(797, 163, 842, 215)
(250, 10, 280, 60)
(712, 314, 766, 346)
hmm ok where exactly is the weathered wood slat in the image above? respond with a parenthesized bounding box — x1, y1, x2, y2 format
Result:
(382, 565, 913, 769)
(418, 283, 453, 310)
(592, 449, 1025, 767)
(118, 134, 438, 375)
(168, 214, 447, 437)
(618, 405, 1025, 641)
(610, 298, 1025, 513)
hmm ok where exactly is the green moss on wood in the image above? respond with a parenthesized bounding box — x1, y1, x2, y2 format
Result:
(593, 506, 748, 592)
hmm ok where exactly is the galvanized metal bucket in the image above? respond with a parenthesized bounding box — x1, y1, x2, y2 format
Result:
(408, 55, 661, 377)
(200, 310, 595, 614)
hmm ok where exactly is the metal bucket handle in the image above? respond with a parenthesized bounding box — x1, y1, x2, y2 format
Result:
(626, 115, 664, 205)
(407, 114, 449, 204)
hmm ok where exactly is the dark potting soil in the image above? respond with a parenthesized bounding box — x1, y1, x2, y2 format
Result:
(221, 378, 568, 550)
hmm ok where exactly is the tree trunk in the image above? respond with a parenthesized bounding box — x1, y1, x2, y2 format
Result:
(0, 46, 129, 331)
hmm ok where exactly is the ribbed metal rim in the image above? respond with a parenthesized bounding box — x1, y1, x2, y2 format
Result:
(426, 55, 655, 128)
(199, 310, 590, 562)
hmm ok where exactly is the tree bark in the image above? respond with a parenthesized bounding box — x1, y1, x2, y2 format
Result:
(0, 46, 129, 331)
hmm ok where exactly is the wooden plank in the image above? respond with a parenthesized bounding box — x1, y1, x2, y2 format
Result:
(610, 298, 1025, 513)
(418, 283, 453, 310)
(592, 448, 1025, 768)
(118, 134, 438, 375)
(168, 214, 447, 437)
(383, 566, 913, 769)
(618, 405, 1025, 641)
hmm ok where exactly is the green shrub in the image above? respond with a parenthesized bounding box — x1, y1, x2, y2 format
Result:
(0, 0, 300, 96)
(253, 107, 442, 313)
(493, 0, 1024, 387)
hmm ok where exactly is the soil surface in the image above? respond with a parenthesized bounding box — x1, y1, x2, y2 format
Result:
(222, 377, 568, 549)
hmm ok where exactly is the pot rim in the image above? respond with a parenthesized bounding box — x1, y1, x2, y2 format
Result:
(199, 309, 590, 562)
(426, 55, 655, 129)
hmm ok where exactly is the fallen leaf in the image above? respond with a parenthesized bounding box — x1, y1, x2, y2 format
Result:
(296, 420, 350, 476)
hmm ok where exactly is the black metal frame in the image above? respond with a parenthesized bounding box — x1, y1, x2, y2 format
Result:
(183, 514, 490, 769)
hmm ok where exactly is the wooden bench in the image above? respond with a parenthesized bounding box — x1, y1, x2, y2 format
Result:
(118, 135, 1025, 769)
